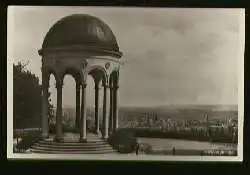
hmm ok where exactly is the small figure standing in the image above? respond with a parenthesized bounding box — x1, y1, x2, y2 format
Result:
(172, 146, 176, 155)
(136, 142, 140, 155)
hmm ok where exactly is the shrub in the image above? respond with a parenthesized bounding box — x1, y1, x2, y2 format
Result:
(139, 143, 151, 153)
(130, 128, 236, 144)
(15, 130, 42, 151)
(49, 123, 56, 134)
(13, 62, 54, 129)
(108, 128, 137, 153)
(144, 145, 153, 154)
(63, 125, 76, 133)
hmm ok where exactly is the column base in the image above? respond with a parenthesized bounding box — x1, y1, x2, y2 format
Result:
(40, 132, 49, 139)
(102, 136, 108, 142)
(53, 136, 64, 142)
(113, 127, 119, 133)
(79, 138, 87, 143)
(74, 128, 80, 133)
(95, 131, 100, 135)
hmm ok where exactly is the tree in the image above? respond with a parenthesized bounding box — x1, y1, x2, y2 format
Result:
(62, 112, 74, 130)
(48, 92, 55, 125)
(13, 62, 54, 129)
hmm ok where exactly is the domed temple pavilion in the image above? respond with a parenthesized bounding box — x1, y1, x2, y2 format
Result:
(39, 14, 123, 143)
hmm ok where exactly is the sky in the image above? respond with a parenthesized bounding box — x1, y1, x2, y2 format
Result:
(8, 7, 245, 108)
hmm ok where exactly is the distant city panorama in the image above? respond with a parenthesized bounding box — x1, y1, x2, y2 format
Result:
(57, 105, 238, 144)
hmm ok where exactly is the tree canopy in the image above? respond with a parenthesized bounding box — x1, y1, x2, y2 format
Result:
(13, 62, 54, 129)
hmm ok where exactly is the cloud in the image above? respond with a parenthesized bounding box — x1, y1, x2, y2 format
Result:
(9, 7, 243, 107)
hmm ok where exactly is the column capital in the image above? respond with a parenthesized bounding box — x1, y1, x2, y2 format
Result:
(42, 72, 49, 88)
(55, 81, 63, 89)
(81, 78, 87, 88)
(113, 84, 119, 89)
(109, 83, 113, 89)
(41, 66, 49, 73)
(42, 83, 49, 89)
(54, 73, 64, 89)
(82, 83, 87, 88)
(76, 81, 82, 91)
(42, 77, 49, 89)
(76, 85, 81, 91)
(102, 83, 109, 88)
(76, 80, 81, 88)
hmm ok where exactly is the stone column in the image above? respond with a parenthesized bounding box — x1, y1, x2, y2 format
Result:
(75, 81, 81, 132)
(102, 83, 108, 140)
(113, 84, 119, 132)
(95, 83, 100, 135)
(41, 70, 49, 138)
(108, 81, 113, 135)
(79, 83, 87, 142)
(54, 78, 63, 142)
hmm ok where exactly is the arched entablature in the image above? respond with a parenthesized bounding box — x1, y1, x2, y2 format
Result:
(41, 67, 57, 87)
(84, 56, 121, 77)
(83, 65, 108, 86)
(47, 69, 57, 79)
(42, 65, 64, 87)
(61, 67, 82, 85)
(42, 56, 83, 75)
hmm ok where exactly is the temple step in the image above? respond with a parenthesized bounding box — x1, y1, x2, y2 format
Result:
(30, 146, 114, 152)
(29, 150, 115, 154)
(33, 142, 111, 148)
(29, 133, 115, 154)
(31, 144, 113, 150)
(38, 140, 108, 145)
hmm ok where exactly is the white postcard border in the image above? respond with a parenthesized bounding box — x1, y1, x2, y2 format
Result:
(6, 7, 245, 161)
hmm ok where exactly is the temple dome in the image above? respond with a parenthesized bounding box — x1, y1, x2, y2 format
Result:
(40, 14, 122, 58)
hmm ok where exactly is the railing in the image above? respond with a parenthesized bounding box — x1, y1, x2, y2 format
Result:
(14, 128, 41, 138)
(14, 128, 41, 132)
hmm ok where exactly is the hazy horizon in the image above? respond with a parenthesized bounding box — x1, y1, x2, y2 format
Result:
(9, 7, 244, 107)
(61, 104, 238, 110)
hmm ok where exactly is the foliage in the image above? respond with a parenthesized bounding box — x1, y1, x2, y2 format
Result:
(48, 92, 55, 125)
(120, 128, 237, 144)
(13, 61, 54, 129)
(62, 113, 75, 129)
(108, 128, 137, 153)
(13, 129, 41, 139)
(15, 130, 42, 152)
